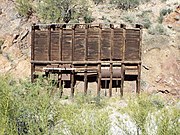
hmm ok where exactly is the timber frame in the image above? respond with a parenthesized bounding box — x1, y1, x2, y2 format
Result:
(31, 23, 142, 97)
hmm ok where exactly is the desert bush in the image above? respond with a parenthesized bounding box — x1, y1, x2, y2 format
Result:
(118, 94, 157, 134)
(156, 107, 180, 135)
(140, 17, 151, 29)
(0, 76, 14, 134)
(148, 24, 168, 35)
(138, 10, 152, 29)
(93, 0, 105, 5)
(56, 103, 110, 135)
(110, 0, 140, 10)
(109, 0, 151, 10)
(0, 76, 59, 134)
(15, 0, 34, 18)
(0, 75, 111, 135)
(117, 94, 180, 135)
(37, 0, 93, 23)
(122, 12, 136, 23)
(158, 8, 172, 23)
(160, 8, 172, 16)
(161, 0, 167, 2)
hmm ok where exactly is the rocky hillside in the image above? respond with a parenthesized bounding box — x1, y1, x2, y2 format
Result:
(0, 0, 179, 97)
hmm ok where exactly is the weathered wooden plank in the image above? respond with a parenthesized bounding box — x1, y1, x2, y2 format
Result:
(101, 29, 111, 60)
(34, 31, 48, 61)
(62, 31, 72, 61)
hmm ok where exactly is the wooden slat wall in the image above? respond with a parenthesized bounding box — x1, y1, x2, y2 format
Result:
(113, 28, 124, 60)
(34, 31, 48, 61)
(51, 31, 60, 61)
(74, 28, 85, 61)
(87, 27, 99, 61)
(33, 25, 141, 62)
(101, 28, 111, 60)
(62, 29, 72, 61)
(125, 29, 140, 61)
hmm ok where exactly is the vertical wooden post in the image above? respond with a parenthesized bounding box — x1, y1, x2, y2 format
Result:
(71, 25, 75, 98)
(97, 24, 102, 96)
(136, 24, 143, 94)
(84, 24, 88, 95)
(109, 63, 113, 97)
(59, 25, 63, 98)
(31, 24, 36, 83)
(59, 25, 63, 61)
(109, 24, 114, 97)
(48, 25, 51, 61)
(136, 63, 141, 94)
(120, 24, 126, 97)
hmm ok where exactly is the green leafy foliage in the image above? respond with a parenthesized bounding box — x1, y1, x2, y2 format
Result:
(117, 94, 180, 135)
(122, 94, 156, 134)
(0, 75, 110, 135)
(93, 0, 105, 5)
(15, 0, 34, 18)
(158, 8, 172, 23)
(156, 107, 180, 135)
(148, 24, 168, 35)
(110, 0, 140, 10)
(109, 0, 150, 10)
(36, 0, 93, 23)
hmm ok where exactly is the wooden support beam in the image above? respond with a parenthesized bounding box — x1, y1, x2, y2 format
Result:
(84, 64, 88, 95)
(71, 26, 75, 98)
(120, 26, 126, 97)
(97, 24, 102, 96)
(84, 25, 88, 95)
(58, 72, 63, 98)
(31, 60, 141, 64)
(120, 64, 125, 97)
(136, 24, 142, 94)
(31, 64, 35, 83)
(48, 26, 51, 61)
(71, 71, 75, 98)
(109, 24, 114, 97)
(59, 26, 63, 98)
(31, 24, 35, 82)
(109, 63, 113, 97)
(59, 26, 63, 61)
(136, 63, 141, 94)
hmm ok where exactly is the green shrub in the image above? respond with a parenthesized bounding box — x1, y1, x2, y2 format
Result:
(15, 0, 34, 18)
(122, 12, 136, 23)
(37, 0, 93, 23)
(156, 107, 180, 135)
(0, 75, 111, 135)
(136, 10, 152, 29)
(110, 0, 140, 10)
(141, 17, 152, 29)
(56, 104, 110, 135)
(120, 94, 157, 134)
(93, 0, 105, 5)
(161, 0, 167, 2)
(148, 24, 168, 35)
(160, 8, 172, 16)
(0, 76, 14, 134)
(117, 94, 179, 135)
(158, 8, 172, 23)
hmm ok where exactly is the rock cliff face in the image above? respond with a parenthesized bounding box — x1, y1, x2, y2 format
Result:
(165, 6, 180, 31)
(0, 0, 31, 78)
(0, 0, 179, 97)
